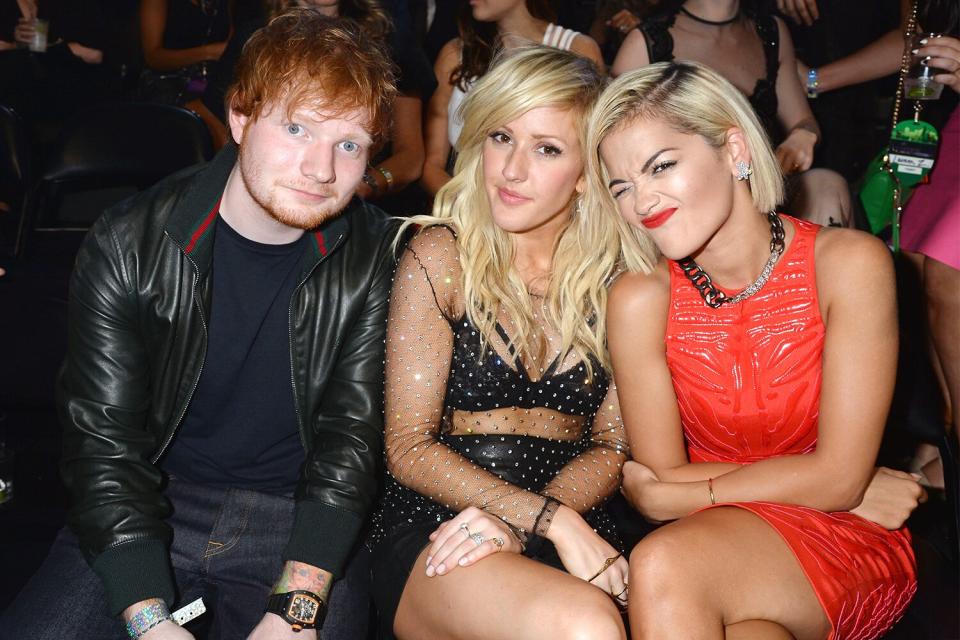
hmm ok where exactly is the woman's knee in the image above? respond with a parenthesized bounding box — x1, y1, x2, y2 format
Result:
(792, 168, 852, 227)
(628, 527, 705, 600)
(552, 588, 626, 640)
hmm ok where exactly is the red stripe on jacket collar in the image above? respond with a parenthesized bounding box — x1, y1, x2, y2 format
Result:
(184, 197, 221, 255)
(313, 231, 327, 257)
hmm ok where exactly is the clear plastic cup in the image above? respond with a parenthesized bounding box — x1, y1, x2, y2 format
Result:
(27, 18, 48, 52)
(904, 33, 945, 101)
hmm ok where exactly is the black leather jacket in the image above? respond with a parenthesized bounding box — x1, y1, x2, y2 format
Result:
(57, 144, 397, 615)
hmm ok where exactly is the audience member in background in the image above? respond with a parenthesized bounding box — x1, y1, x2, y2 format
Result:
(420, 0, 605, 197)
(777, 0, 901, 182)
(200, 0, 431, 210)
(0, 0, 123, 140)
(407, 0, 467, 64)
(786, 0, 958, 489)
(590, 60, 922, 640)
(898, 34, 960, 488)
(0, 12, 396, 640)
(587, 0, 658, 65)
(370, 46, 629, 640)
(138, 0, 232, 105)
(612, 0, 853, 227)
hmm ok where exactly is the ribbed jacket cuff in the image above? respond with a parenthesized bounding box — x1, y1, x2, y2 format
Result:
(90, 538, 175, 616)
(282, 501, 363, 578)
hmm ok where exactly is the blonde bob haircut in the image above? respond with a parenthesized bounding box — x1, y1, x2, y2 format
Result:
(398, 46, 615, 374)
(585, 61, 785, 273)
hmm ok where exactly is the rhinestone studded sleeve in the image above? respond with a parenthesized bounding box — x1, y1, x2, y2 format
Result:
(383, 227, 554, 534)
(541, 381, 628, 513)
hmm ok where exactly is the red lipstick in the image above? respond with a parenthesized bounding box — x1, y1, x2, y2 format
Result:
(641, 207, 676, 229)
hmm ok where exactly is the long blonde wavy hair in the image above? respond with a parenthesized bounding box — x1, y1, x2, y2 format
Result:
(399, 46, 617, 375)
(586, 61, 784, 272)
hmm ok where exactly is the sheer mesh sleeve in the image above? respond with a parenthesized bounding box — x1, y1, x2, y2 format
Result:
(541, 381, 628, 515)
(383, 227, 554, 535)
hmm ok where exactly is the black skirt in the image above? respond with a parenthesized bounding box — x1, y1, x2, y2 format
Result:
(368, 433, 621, 638)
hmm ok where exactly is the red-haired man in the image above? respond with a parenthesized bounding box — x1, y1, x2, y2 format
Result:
(1, 10, 397, 640)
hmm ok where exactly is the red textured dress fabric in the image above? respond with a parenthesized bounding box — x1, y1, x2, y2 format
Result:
(664, 216, 917, 640)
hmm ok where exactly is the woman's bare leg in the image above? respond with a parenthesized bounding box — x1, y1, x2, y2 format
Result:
(789, 168, 852, 228)
(628, 507, 830, 640)
(394, 545, 626, 640)
(924, 255, 960, 437)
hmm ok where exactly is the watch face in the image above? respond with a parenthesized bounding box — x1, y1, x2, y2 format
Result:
(289, 594, 319, 623)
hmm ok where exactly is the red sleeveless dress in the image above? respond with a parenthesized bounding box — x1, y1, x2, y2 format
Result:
(664, 216, 917, 640)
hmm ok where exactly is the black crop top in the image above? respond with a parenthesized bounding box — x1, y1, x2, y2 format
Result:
(379, 225, 627, 534)
(444, 315, 609, 416)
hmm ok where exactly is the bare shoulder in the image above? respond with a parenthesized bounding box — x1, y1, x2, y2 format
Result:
(814, 227, 893, 275)
(813, 227, 895, 310)
(611, 28, 649, 76)
(609, 260, 671, 317)
(570, 32, 605, 69)
(434, 38, 462, 84)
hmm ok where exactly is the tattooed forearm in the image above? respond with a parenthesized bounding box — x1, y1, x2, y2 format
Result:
(272, 561, 333, 599)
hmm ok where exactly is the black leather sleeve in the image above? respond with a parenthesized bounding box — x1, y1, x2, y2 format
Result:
(283, 215, 398, 577)
(57, 211, 176, 615)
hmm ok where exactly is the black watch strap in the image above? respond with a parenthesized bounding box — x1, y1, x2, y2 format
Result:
(266, 590, 326, 632)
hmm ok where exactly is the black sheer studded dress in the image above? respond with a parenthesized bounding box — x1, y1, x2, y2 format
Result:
(368, 227, 628, 633)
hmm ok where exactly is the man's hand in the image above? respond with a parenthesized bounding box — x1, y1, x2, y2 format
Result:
(777, 0, 819, 26)
(245, 561, 332, 639)
(270, 560, 333, 600)
(140, 621, 195, 639)
(247, 613, 318, 640)
(123, 599, 194, 639)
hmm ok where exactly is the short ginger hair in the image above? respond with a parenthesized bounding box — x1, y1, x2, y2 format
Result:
(227, 9, 396, 147)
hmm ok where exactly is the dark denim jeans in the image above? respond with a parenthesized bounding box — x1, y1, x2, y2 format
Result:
(0, 478, 370, 639)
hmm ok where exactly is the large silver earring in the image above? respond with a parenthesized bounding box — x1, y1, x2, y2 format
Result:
(735, 160, 753, 181)
(575, 196, 584, 216)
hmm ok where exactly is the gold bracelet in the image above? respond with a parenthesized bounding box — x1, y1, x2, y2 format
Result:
(707, 477, 717, 505)
(588, 553, 622, 583)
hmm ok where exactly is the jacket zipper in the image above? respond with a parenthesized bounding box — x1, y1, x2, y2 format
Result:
(288, 233, 346, 451)
(152, 254, 208, 463)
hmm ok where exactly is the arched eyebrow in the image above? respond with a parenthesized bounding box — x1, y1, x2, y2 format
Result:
(607, 147, 679, 188)
(642, 148, 677, 173)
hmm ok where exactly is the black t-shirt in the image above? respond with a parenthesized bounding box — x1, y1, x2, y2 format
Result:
(162, 216, 307, 495)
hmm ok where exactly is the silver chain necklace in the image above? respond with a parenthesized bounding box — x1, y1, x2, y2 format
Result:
(678, 211, 785, 308)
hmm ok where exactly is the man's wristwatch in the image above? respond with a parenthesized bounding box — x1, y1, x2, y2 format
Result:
(266, 590, 326, 632)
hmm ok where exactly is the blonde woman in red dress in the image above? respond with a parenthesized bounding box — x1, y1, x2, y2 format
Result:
(587, 60, 923, 639)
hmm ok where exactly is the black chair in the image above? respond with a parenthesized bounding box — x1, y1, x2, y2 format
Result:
(0, 104, 30, 254)
(14, 102, 213, 257)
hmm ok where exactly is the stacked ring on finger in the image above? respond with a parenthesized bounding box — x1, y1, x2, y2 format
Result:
(491, 536, 505, 551)
(470, 532, 485, 547)
(459, 523, 471, 539)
